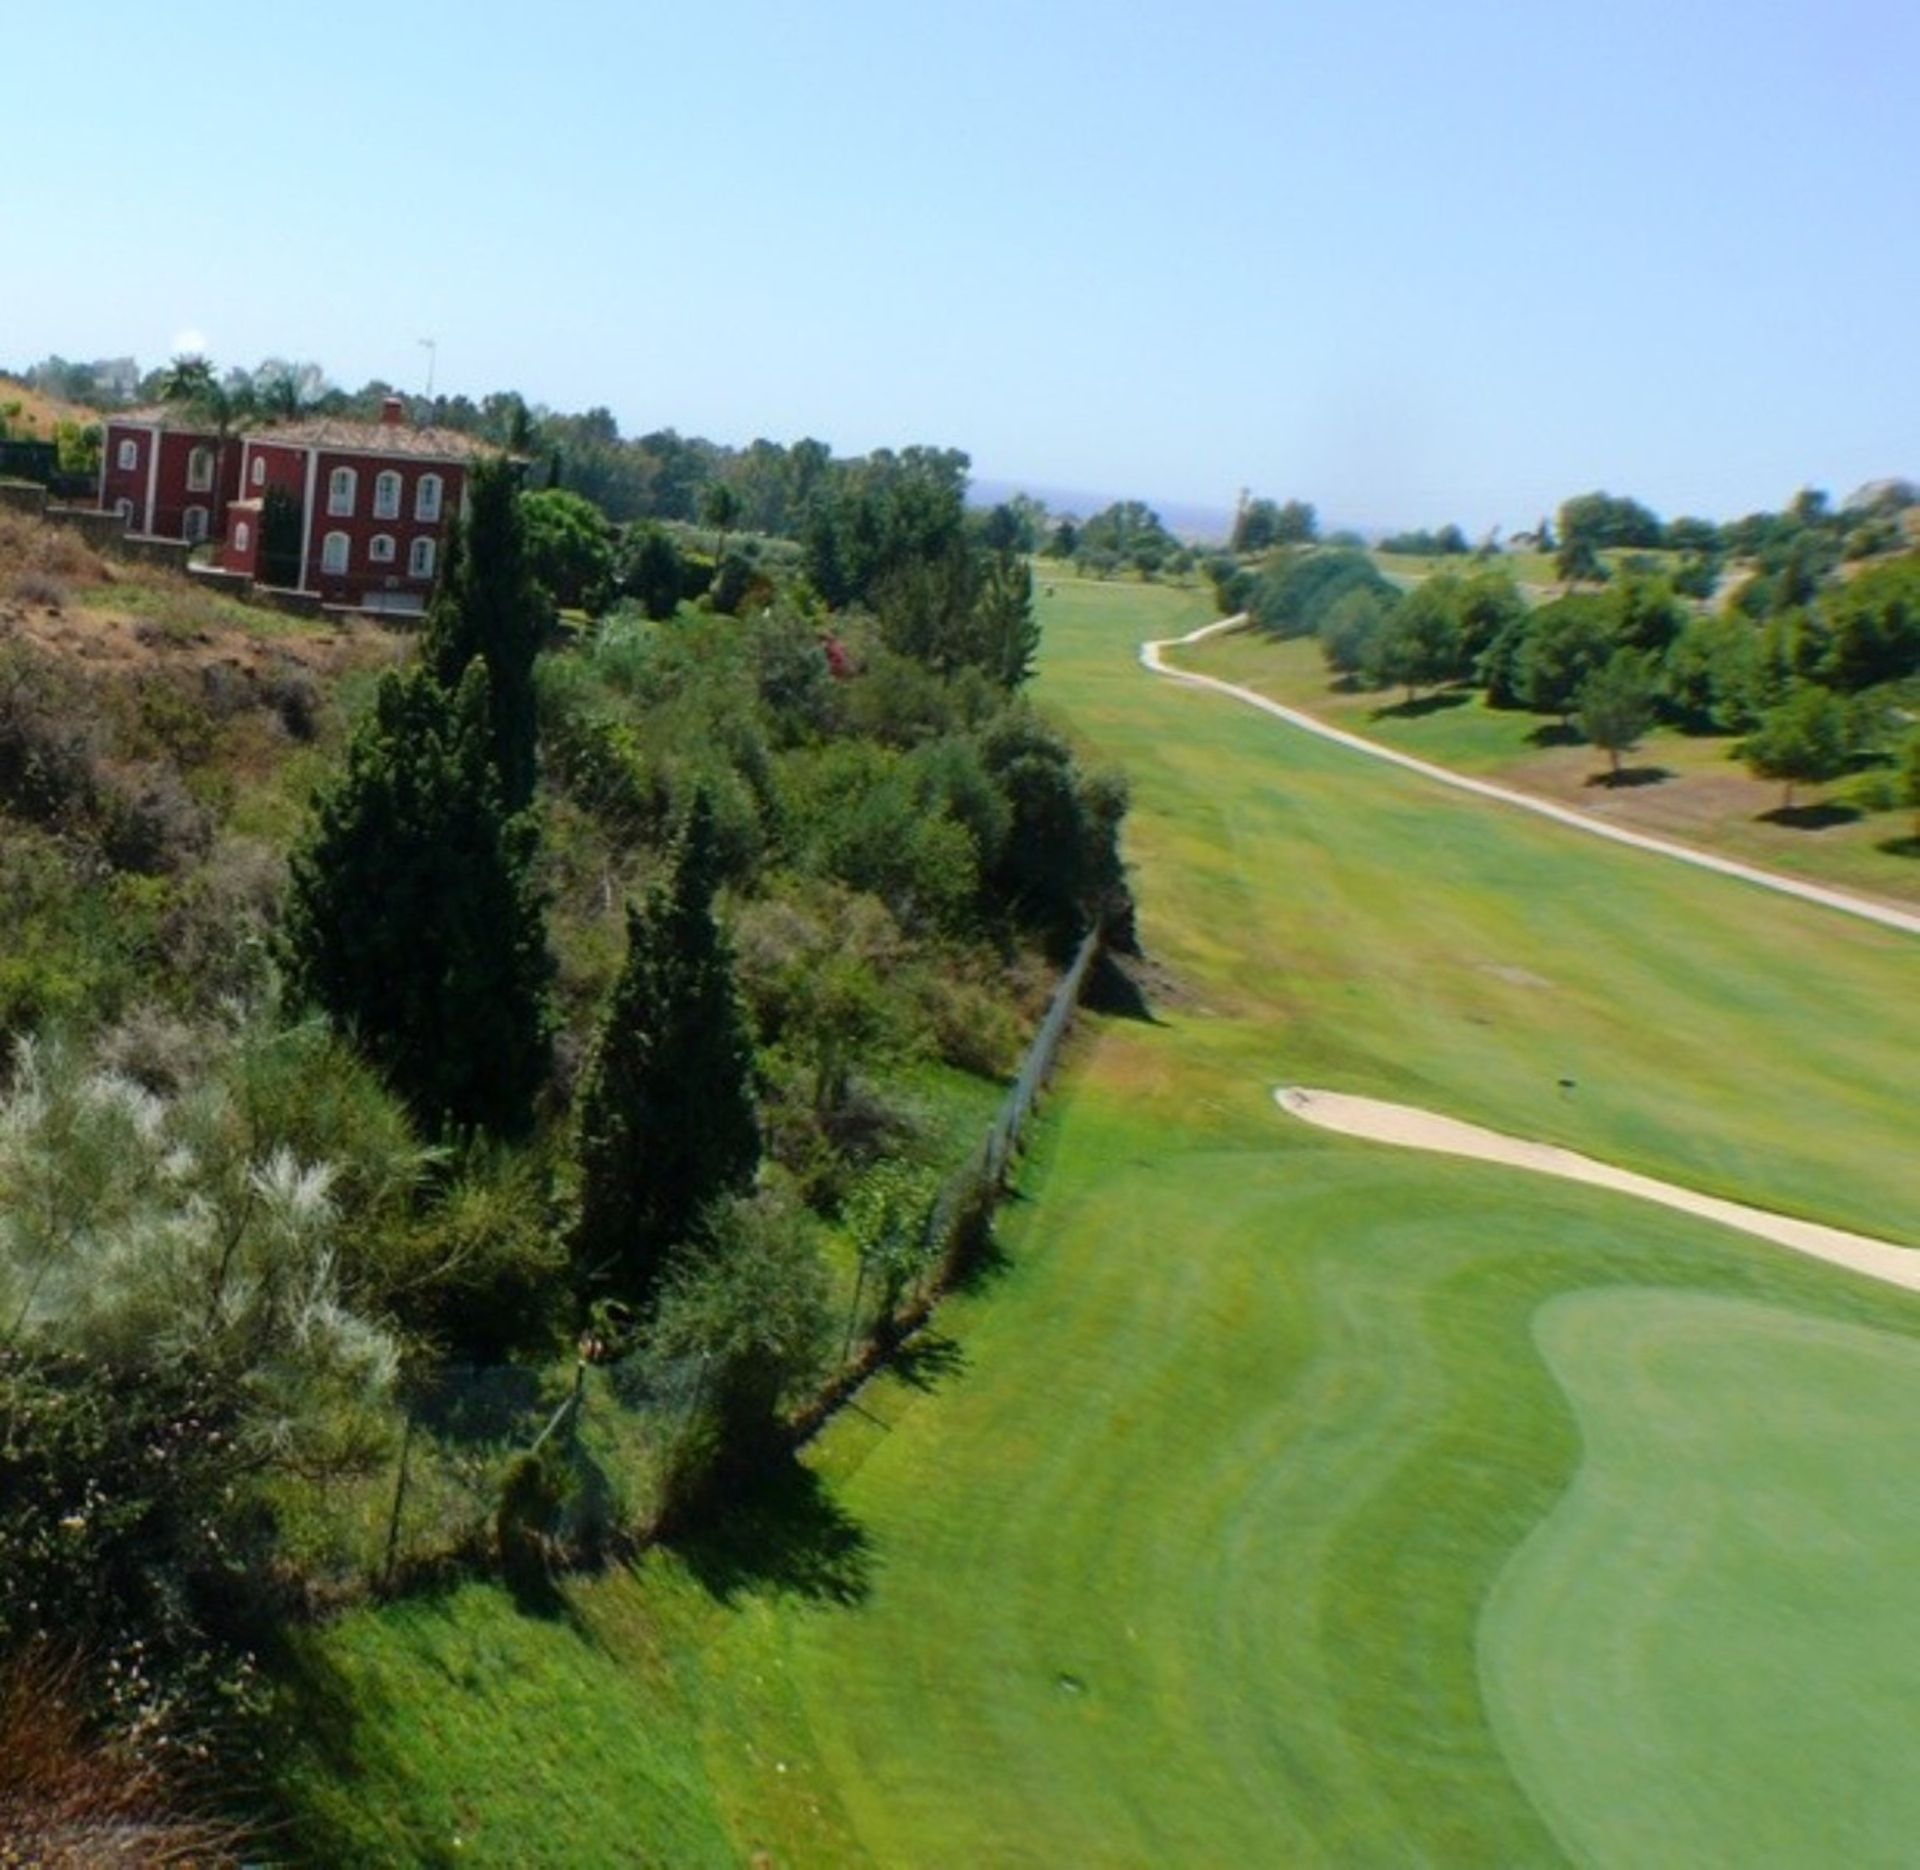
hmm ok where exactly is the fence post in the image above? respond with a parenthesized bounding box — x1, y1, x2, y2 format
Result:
(380, 1412, 416, 1592)
(531, 1358, 588, 1456)
(841, 1254, 869, 1366)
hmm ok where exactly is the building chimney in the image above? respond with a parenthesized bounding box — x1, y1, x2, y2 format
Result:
(381, 394, 405, 427)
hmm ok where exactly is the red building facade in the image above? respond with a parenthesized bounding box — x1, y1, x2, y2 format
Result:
(98, 410, 243, 542)
(223, 399, 490, 610)
(100, 396, 493, 612)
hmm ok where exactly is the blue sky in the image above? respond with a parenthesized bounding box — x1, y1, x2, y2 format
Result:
(7, 0, 1914, 530)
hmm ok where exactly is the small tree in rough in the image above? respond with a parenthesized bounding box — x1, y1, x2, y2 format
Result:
(971, 550, 1041, 689)
(1742, 683, 1852, 810)
(573, 791, 760, 1310)
(520, 487, 614, 615)
(423, 455, 546, 812)
(1518, 596, 1617, 723)
(646, 1189, 832, 1476)
(259, 484, 303, 588)
(1365, 578, 1462, 702)
(841, 1160, 940, 1352)
(700, 480, 741, 564)
(1319, 587, 1392, 682)
(283, 663, 552, 1138)
(1577, 650, 1658, 779)
(622, 524, 685, 621)
(1555, 536, 1607, 589)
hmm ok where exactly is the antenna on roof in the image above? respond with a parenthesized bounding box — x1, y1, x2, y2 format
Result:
(418, 337, 437, 401)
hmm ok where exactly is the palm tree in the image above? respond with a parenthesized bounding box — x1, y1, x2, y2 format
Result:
(701, 481, 741, 563)
(158, 356, 256, 547)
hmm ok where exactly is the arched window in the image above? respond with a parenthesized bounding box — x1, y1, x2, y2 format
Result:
(234, 522, 252, 554)
(115, 497, 133, 522)
(116, 438, 138, 471)
(250, 455, 266, 488)
(187, 447, 214, 493)
(322, 531, 351, 575)
(408, 536, 436, 579)
(415, 473, 443, 522)
(373, 471, 402, 519)
(370, 533, 396, 564)
(327, 466, 358, 516)
(184, 506, 209, 542)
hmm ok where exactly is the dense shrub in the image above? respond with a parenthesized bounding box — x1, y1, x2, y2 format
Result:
(1818, 555, 1920, 692)
(1248, 548, 1396, 638)
(1663, 613, 1760, 731)
(1515, 595, 1617, 720)
(573, 796, 759, 1311)
(0, 641, 99, 830)
(283, 664, 553, 1140)
(0, 1349, 269, 1739)
(979, 709, 1129, 952)
(644, 1189, 832, 1473)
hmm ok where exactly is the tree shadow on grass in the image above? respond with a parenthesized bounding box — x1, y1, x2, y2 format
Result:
(1527, 720, 1583, 747)
(891, 1328, 966, 1393)
(669, 1456, 874, 1609)
(260, 1622, 468, 1870)
(1584, 765, 1674, 789)
(1082, 949, 1161, 1024)
(1878, 833, 1920, 859)
(1371, 690, 1471, 721)
(948, 1203, 1013, 1295)
(1758, 802, 1862, 830)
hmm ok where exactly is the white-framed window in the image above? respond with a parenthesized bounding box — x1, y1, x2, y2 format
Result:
(321, 531, 350, 575)
(370, 533, 396, 564)
(184, 506, 209, 543)
(415, 473, 443, 522)
(115, 497, 133, 522)
(187, 446, 214, 493)
(408, 536, 436, 579)
(250, 455, 266, 488)
(373, 471, 402, 519)
(327, 466, 358, 516)
(234, 522, 251, 554)
(116, 438, 138, 470)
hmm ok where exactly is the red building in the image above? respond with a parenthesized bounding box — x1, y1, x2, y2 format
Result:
(100, 396, 494, 613)
(98, 408, 244, 543)
(220, 399, 491, 611)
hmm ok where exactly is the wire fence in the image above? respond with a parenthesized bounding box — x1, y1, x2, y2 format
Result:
(342, 922, 1106, 1593)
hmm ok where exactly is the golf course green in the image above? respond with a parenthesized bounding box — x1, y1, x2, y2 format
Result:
(284, 572, 1920, 1867)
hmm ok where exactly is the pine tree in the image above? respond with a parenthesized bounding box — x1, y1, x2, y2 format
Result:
(283, 662, 552, 1138)
(574, 792, 760, 1308)
(973, 550, 1041, 689)
(422, 455, 546, 811)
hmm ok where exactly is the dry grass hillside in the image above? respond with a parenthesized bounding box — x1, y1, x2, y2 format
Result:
(0, 507, 383, 689)
(0, 373, 98, 437)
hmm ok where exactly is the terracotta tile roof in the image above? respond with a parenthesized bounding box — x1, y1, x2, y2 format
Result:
(111, 404, 221, 434)
(241, 417, 495, 463)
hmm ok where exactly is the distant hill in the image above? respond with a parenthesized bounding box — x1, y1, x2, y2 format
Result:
(969, 476, 1235, 545)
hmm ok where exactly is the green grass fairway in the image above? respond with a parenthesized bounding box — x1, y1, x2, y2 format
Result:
(1178, 624, 1920, 908)
(1483, 1290, 1920, 1866)
(282, 570, 1920, 1866)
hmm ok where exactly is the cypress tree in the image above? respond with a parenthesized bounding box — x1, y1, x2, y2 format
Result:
(973, 550, 1041, 688)
(283, 662, 552, 1138)
(574, 792, 759, 1308)
(422, 454, 546, 812)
